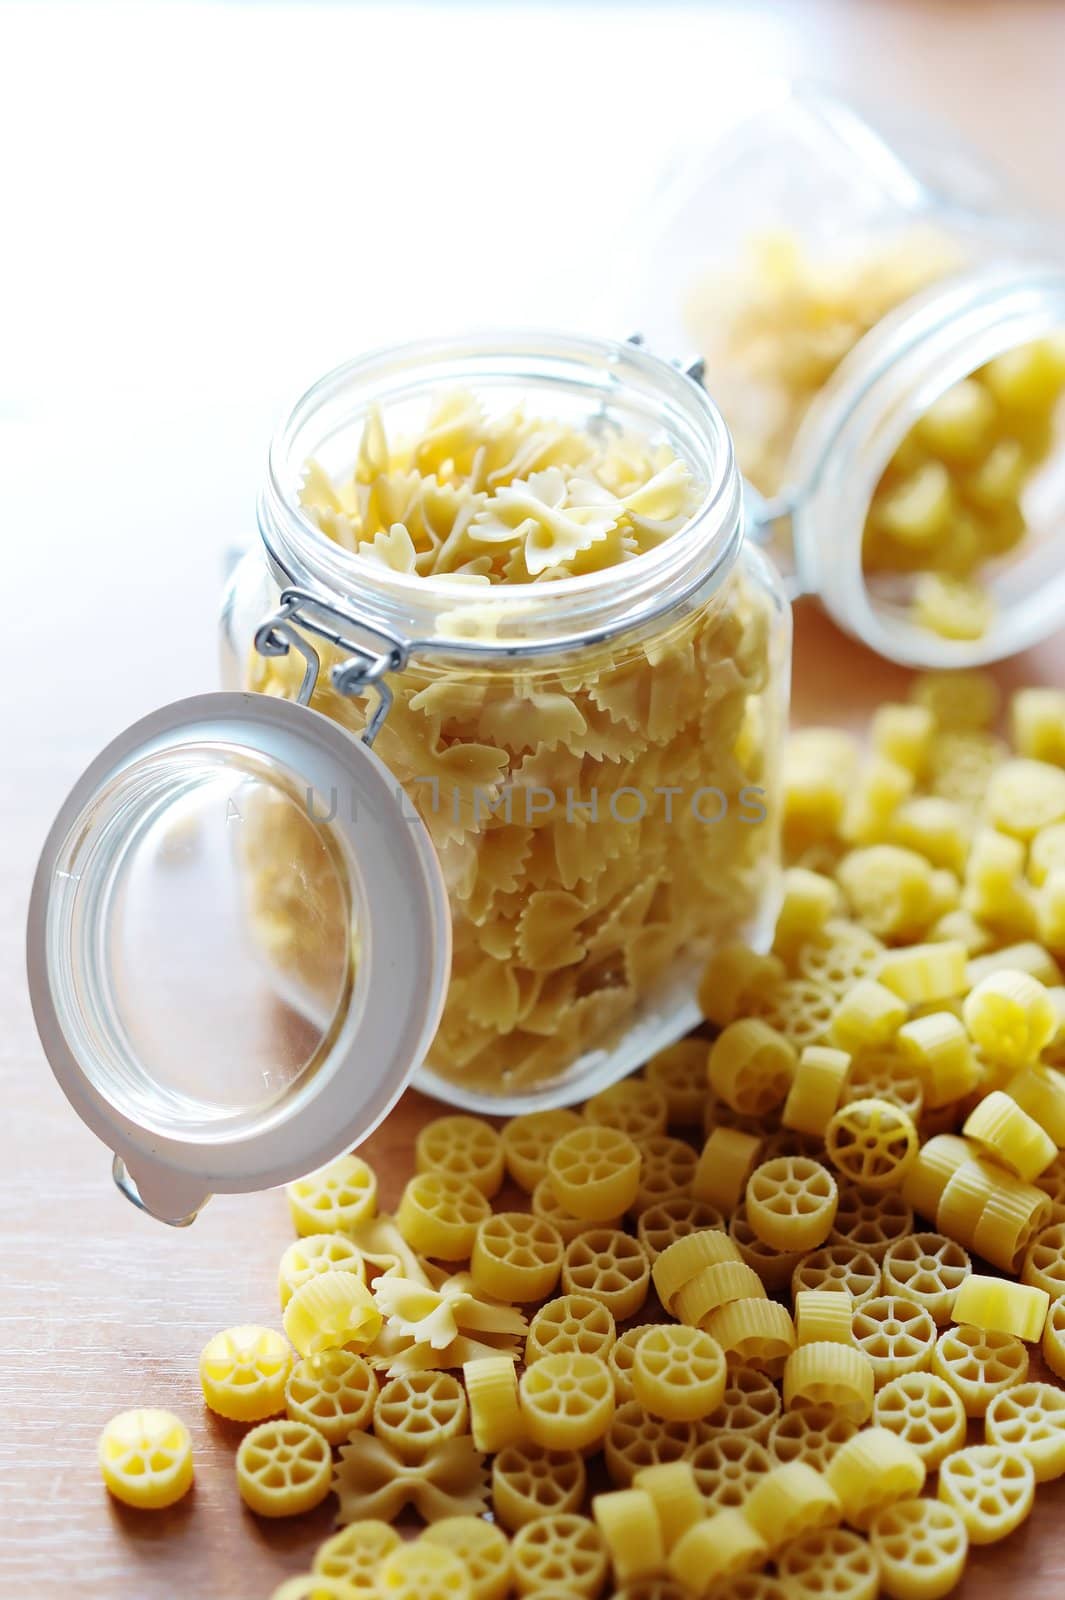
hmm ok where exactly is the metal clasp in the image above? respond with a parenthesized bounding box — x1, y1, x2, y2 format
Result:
(254, 588, 410, 746)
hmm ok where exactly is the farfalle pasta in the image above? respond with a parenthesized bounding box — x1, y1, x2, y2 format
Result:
(248, 385, 781, 1099)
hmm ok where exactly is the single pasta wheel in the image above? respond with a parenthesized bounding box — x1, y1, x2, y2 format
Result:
(951, 1274, 1050, 1343)
(586, 1079, 669, 1142)
(199, 1325, 293, 1423)
(502, 1110, 584, 1193)
(609, 1325, 659, 1404)
(278, 1234, 367, 1310)
(604, 1402, 698, 1488)
(985, 1381, 1065, 1483)
(491, 1443, 586, 1532)
(708, 1019, 797, 1116)
(422, 1517, 512, 1600)
(669, 1508, 767, 1595)
(285, 1349, 376, 1445)
(396, 1172, 491, 1261)
(872, 1370, 967, 1470)
(561, 1229, 650, 1321)
(880, 1232, 972, 1325)
(937, 1444, 1036, 1544)
(286, 1154, 377, 1236)
(693, 1128, 764, 1214)
(794, 1289, 853, 1346)
(282, 1271, 382, 1359)
(705, 1298, 796, 1378)
(901, 1133, 971, 1224)
(519, 1354, 614, 1452)
(931, 1323, 1030, 1417)
(896, 1011, 978, 1109)
(791, 1245, 881, 1307)
(825, 1427, 926, 1530)
(526, 1295, 617, 1364)
(633, 1137, 699, 1214)
(644, 1039, 710, 1127)
(729, 1204, 805, 1293)
(637, 1197, 725, 1262)
(972, 1177, 1052, 1273)
(372, 1370, 469, 1460)
(824, 1098, 918, 1191)
(464, 1356, 525, 1454)
(235, 1419, 332, 1518)
(630, 1325, 727, 1422)
(829, 1183, 913, 1260)
(592, 1488, 664, 1585)
(471, 1213, 564, 1303)
(632, 1460, 705, 1550)
(963, 969, 1057, 1066)
(851, 1295, 936, 1386)
(652, 1228, 742, 1312)
(313, 1521, 401, 1593)
(98, 1408, 193, 1510)
(796, 922, 886, 1000)
(697, 1364, 781, 1443)
(688, 1433, 772, 1511)
(673, 1262, 767, 1330)
(700, 941, 787, 1028)
(767, 1404, 858, 1472)
(531, 1178, 617, 1246)
(509, 1513, 608, 1599)
(1043, 1295, 1065, 1379)
(1023, 1221, 1065, 1298)
(781, 1044, 850, 1137)
(376, 1544, 471, 1600)
(842, 1051, 924, 1122)
(963, 1090, 1057, 1182)
(415, 1115, 506, 1198)
(743, 1460, 842, 1554)
(1004, 1062, 1065, 1147)
(934, 1152, 999, 1245)
(782, 1342, 875, 1423)
(547, 1126, 642, 1222)
(831, 979, 908, 1054)
(746, 1156, 839, 1252)
(775, 1527, 879, 1600)
(869, 1499, 969, 1600)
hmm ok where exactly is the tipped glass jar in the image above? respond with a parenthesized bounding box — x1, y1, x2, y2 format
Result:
(636, 83, 1065, 668)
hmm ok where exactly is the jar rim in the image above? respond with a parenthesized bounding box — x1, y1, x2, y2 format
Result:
(258, 330, 744, 655)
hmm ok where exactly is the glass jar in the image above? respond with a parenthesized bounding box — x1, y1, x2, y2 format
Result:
(636, 83, 1065, 668)
(28, 331, 789, 1223)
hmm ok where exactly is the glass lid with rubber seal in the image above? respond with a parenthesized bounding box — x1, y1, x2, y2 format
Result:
(26, 690, 450, 1225)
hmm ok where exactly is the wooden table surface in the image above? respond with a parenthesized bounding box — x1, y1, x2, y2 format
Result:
(3, 0, 1065, 1593)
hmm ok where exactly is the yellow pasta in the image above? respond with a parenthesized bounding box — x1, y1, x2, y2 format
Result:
(334, 1433, 489, 1525)
(669, 1508, 767, 1595)
(376, 1544, 471, 1600)
(416, 1115, 506, 1199)
(900, 1133, 971, 1222)
(421, 1517, 511, 1600)
(708, 1019, 797, 1116)
(312, 1521, 401, 1593)
(697, 1364, 781, 1443)
(895, 1012, 979, 1108)
(962, 1090, 1057, 1182)
(742, 1460, 841, 1553)
(491, 1442, 586, 1532)
(652, 1228, 742, 1312)
(525, 1295, 616, 1365)
(531, 1176, 615, 1246)
(285, 1349, 376, 1445)
(795, 1288, 853, 1346)
(278, 1233, 367, 1311)
(775, 1528, 879, 1600)
(781, 1044, 850, 1137)
(98, 1408, 194, 1511)
(591, 1488, 664, 1585)
(561, 1229, 650, 1321)
(462, 1355, 526, 1454)
(672, 1261, 767, 1330)
(471, 1213, 564, 1303)
(931, 1323, 1029, 1416)
(824, 1427, 926, 1529)
(396, 1173, 491, 1261)
(872, 1370, 967, 1470)
(950, 1275, 1050, 1343)
(783, 1341, 875, 1423)
(963, 968, 1058, 1066)
(792, 1244, 881, 1307)
(604, 1401, 698, 1488)
(636, 1196, 725, 1262)
(271, 1577, 367, 1600)
(830, 1181, 914, 1259)
(644, 1040, 712, 1129)
(692, 1127, 763, 1214)
(630, 1325, 728, 1422)
(518, 1353, 615, 1452)
(829, 980, 907, 1055)
(632, 1136, 699, 1214)
(767, 1404, 858, 1472)
(236, 1419, 332, 1518)
(509, 1513, 608, 1599)
(875, 941, 968, 1006)
(746, 1155, 839, 1251)
(937, 1444, 1035, 1544)
(1012, 686, 1065, 765)
(502, 1110, 585, 1193)
(283, 1271, 382, 1359)
(879, 1232, 971, 1325)
(868, 1499, 969, 1600)
(698, 943, 787, 1029)
(632, 1460, 705, 1551)
(286, 1154, 377, 1237)
(199, 1325, 293, 1423)
(546, 1125, 642, 1222)
(1005, 1062, 1065, 1145)
(824, 1099, 918, 1191)
(730, 1202, 806, 1293)
(372, 1370, 469, 1460)
(772, 867, 842, 961)
(705, 1297, 796, 1378)
(851, 1294, 936, 1386)
(586, 1079, 668, 1142)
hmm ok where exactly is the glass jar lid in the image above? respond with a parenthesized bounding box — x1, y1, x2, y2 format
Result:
(26, 690, 450, 1224)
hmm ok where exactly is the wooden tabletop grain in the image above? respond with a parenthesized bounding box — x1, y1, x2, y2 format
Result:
(3, 1, 1065, 1594)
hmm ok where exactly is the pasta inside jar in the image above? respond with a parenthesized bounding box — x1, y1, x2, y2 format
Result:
(238, 335, 788, 1107)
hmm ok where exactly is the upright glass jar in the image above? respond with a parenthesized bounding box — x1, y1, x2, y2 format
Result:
(223, 332, 790, 1115)
(637, 83, 1065, 667)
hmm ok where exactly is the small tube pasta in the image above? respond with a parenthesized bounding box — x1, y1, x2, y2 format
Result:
(781, 1045, 851, 1137)
(795, 1288, 853, 1345)
(652, 1228, 742, 1312)
(950, 1275, 1050, 1343)
(592, 1488, 664, 1584)
(962, 1091, 1057, 1182)
(633, 1460, 705, 1550)
(708, 1019, 797, 1116)
(670, 1508, 767, 1595)
(783, 1341, 875, 1422)
(876, 941, 968, 1005)
(705, 1297, 796, 1378)
(830, 980, 907, 1053)
(742, 1461, 841, 1553)
(691, 1127, 763, 1213)
(464, 1356, 526, 1453)
(824, 1427, 926, 1530)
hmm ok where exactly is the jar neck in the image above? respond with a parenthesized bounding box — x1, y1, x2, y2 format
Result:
(786, 260, 1065, 667)
(257, 332, 744, 660)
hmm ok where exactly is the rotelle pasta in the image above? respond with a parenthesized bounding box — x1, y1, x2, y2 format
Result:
(248, 386, 781, 1099)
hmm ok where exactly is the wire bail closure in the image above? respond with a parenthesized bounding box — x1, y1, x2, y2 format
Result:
(254, 587, 411, 746)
